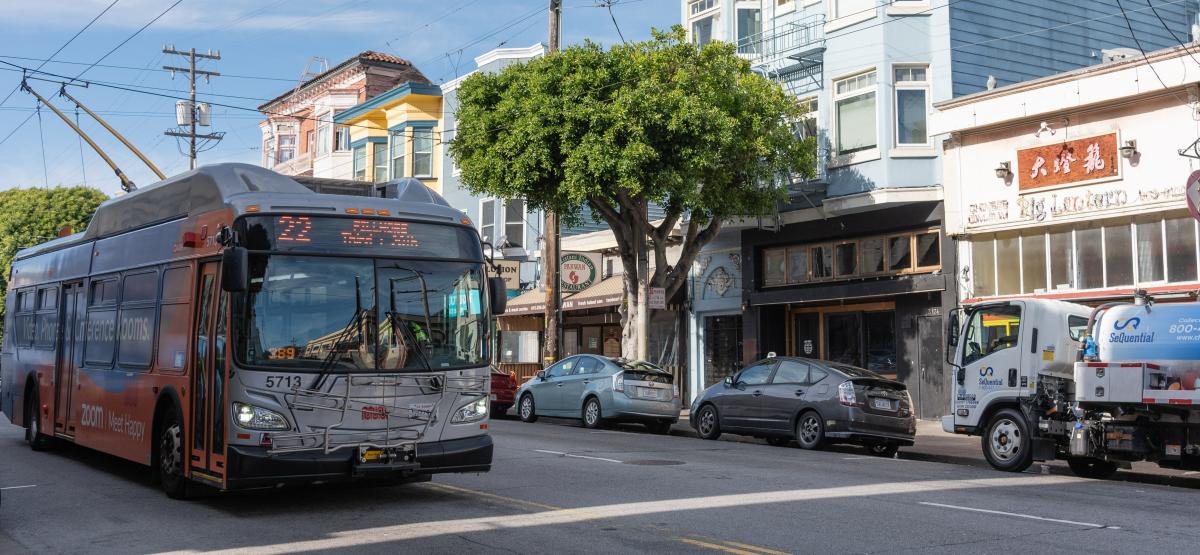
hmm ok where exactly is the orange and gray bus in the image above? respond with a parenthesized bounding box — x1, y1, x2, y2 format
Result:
(1, 163, 506, 498)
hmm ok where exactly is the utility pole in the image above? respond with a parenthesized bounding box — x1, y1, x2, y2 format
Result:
(163, 46, 223, 170)
(542, 0, 563, 367)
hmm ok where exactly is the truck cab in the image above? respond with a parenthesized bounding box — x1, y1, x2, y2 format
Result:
(943, 299, 1091, 469)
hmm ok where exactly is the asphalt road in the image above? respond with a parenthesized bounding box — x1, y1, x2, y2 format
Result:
(3, 414, 1200, 554)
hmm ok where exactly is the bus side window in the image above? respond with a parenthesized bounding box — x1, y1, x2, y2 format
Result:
(33, 286, 58, 350)
(83, 278, 119, 367)
(14, 288, 37, 348)
(117, 271, 159, 370)
(156, 266, 192, 373)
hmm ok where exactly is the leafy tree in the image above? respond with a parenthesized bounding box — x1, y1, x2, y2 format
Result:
(0, 186, 108, 330)
(451, 27, 814, 358)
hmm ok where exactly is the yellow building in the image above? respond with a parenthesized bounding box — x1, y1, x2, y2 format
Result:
(333, 82, 444, 193)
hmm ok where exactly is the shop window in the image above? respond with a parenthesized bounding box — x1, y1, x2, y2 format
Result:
(811, 244, 833, 279)
(1104, 223, 1133, 287)
(972, 239, 995, 297)
(764, 248, 786, 286)
(1049, 228, 1074, 290)
(887, 235, 911, 272)
(1166, 216, 1198, 283)
(915, 231, 940, 269)
(1075, 226, 1104, 289)
(834, 242, 857, 277)
(787, 247, 809, 283)
(826, 312, 862, 367)
(995, 234, 1020, 295)
(861, 237, 885, 274)
(1021, 234, 1046, 294)
(1135, 219, 1164, 283)
(703, 314, 743, 388)
(501, 331, 540, 363)
(864, 311, 896, 375)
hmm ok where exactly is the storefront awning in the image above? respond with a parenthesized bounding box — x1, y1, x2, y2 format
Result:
(562, 275, 624, 311)
(501, 288, 550, 316)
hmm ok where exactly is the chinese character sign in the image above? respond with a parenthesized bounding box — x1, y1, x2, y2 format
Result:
(1017, 133, 1119, 191)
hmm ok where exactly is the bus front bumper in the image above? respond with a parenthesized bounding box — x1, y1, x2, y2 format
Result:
(224, 434, 493, 489)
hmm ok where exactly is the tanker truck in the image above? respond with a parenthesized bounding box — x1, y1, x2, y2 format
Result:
(942, 291, 1200, 478)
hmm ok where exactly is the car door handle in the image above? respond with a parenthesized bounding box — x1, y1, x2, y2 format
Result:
(752, 390, 763, 397)
(794, 389, 805, 396)
(556, 383, 564, 387)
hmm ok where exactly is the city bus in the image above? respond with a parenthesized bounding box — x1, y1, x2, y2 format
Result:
(0, 163, 506, 498)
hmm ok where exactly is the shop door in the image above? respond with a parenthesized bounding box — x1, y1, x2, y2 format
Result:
(53, 282, 85, 435)
(916, 316, 945, 419)
(581, 326, 602, 355)
(792, 313, 819, 359)
(825, 313, 863, 367)
(190, 262, 228, 479)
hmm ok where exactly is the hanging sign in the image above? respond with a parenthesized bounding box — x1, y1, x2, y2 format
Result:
(488, 260, 521, 290)
(1188, 170, 1200, 223)
(560, 252, 599, 293)
(1017, 133, 1119, 191)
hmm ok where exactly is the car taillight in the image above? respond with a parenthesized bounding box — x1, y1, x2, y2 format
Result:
(838, 381, 857, 406)
(673, 383, 680, 399)
(613, 372, 625, 392)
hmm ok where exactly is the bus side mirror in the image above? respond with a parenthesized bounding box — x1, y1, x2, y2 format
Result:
(488, 276, 507, 315)
(221, 247, 248, 293)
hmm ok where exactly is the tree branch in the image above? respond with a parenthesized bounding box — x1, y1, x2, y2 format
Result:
(664, 214, 722, 300)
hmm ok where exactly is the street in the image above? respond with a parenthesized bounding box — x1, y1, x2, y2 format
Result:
(3, 414, 1200, 554)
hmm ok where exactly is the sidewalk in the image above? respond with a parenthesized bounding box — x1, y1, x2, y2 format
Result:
(669, 412, 1200, 488)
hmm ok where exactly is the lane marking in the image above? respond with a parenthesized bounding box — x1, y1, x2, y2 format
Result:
(0, 485, 37, 491)
(424, 482, 561, 512)
(534, 449, 623, 464)
(720, 539, 792, 555)
(842, 457, 870, 460)
(154, 475, 1091, 553)
(676, 538, 767, 555)
(918, 502, 1106, 528)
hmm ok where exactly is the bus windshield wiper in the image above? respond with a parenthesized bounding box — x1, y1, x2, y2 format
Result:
(313, 275, 365, 389)
(388, 271, 434, 371)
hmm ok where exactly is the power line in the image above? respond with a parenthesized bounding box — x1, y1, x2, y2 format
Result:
(0, 0, 120, 109)
(69, 0, 186, 82)
(0, 54, 297, 82)
(1116, 0, 1174, 91)
(1145, 0, 1200, 69)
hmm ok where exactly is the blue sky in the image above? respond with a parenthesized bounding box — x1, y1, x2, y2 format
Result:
(0, 0, 680, 195)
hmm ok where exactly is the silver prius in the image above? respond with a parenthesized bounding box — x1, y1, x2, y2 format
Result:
(516, 355, 680, 433)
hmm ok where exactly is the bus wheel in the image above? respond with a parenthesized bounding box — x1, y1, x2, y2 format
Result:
(158, 409, 190, 499)
(26, 389, 51, 451)
(982, 409, 1033, 473)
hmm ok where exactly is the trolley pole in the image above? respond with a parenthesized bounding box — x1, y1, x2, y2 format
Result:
(542, 0, 563, 367)
(163, 46, 222, 170)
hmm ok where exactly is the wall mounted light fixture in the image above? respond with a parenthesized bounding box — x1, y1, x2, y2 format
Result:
(994, 161, 1012, 179)
(1119, 139, 1138, 159)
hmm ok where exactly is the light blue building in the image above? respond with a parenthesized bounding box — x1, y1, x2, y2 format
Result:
(681, 0, 1198, 414)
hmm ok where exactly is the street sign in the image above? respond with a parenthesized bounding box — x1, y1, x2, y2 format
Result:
(1188, 170, 1200, 222)
(488, 259, 521, 290)
(648, 287, 666, 310)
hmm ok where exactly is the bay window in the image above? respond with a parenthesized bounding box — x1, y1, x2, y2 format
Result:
(412, 128, 434, 177)
(894, 65, 929, 147)
(834, 70, 877, 156)
(390, 130, 406, 179)
(504, 199, 525, 248)
(481, 199, 496, 244)
(737, 8, 762, 54)
(832, 0, 875, 19)
(372, 142, 388, 183)
(352, 145, 366, 181)
(692, 15, 715, 47)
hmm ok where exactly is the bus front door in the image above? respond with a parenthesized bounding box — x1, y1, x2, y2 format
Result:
(54, 282, 85, 436)
(190, 262, 230, 483)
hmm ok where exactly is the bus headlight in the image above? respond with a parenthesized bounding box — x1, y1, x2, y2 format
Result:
(451, 396, 488, 424)
(233, 402, 290, 431)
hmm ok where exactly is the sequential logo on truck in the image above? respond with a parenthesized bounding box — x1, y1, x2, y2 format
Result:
(1111, 317, 1155, 344)
(978, 366, 1003, 388)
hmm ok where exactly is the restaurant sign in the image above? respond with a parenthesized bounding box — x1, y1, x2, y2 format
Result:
(1017, 132, 1119, 192)
(560, 252, 599, 293)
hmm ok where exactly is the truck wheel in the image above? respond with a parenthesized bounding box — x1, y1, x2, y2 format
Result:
(1067, 457, 1118, 479)
(158, 408, 190, 499)
(982, 409, 1033, 472)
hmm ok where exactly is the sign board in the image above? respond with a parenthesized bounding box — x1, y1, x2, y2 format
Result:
(648, 287, 666, 310)
(560, 252, 600, 293)
(1017, 132, 1119, 192)
(1188, 170, 1200, 223)
(488, 260, 521, 290)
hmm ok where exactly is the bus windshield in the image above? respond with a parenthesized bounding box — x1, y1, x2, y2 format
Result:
(237, 255, 488, 371)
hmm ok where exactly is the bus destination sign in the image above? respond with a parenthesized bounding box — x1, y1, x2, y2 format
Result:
(274, 215, 421, 248)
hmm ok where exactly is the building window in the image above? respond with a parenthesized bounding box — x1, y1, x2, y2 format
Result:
(887, 234, 911, 272)
(764, 248, 787, 286)
(1076, 225, 1103, 289)
(787, 247, 809, 283)
(305, 130, 315, 155)
(1135, 219, 1164, 283)
(317, 118, 331, 155)
(736, 8, 762, 54)
(995, 233, 1020, 295)
(1104, 223, 1133, 287)
(972, 239, 995, 297)
(834, 70, 877, 155)
(504, 199, 525, 248)
(915, 231, 940, 269)
(811, 244, 833, 279)
(692, 15, 715, 47)
(796, 97, 818, 140)
(390, 130, 406, 179)
(689, 0, 716, 15)
(894, 65, 929, 147)
(334, 125, 350, 151)
(831, 0, 875, 19)
(1049, 228, 1074, 290)
(1021, 234, 1046, 294)
(412, 128, 434, 177)
(352, 145, 367, 181)
(834, 242, 857, 277)
(480, 199, 496, 244)
(1166, 216, 1198, 283)
(500, 331, 540, 363)
(264, 138, 276, 168)
(372, 142, 388, 183)
(277, 134, 296, 163)
(763, 229, 940, 288)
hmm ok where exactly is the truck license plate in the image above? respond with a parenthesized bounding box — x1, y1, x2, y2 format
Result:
(872, 398, 892, 410)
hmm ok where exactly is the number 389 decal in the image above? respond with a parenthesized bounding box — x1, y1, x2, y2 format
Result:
(266, 375, 303, 389)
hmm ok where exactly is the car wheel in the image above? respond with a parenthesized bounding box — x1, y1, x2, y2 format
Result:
(1067, 457, 1118, 479)
(646, 421, 672, 435)
(158, 408, 190, 499)
(866, 442, 898, 457)
(982, 408, 1033, 472)
(26, 389, 51, 451)
(519, 394, 538, 423)
(582, 398, 603, 429)
(796, 412, 825, 450)
(765, 437, 791, 447)
(695, 405, 721, 440)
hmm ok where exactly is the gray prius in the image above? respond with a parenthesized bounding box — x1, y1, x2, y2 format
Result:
(689, 356, 916, 456)
(516, 355, 680, 433)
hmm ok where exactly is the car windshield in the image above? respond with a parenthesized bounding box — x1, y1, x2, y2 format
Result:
(237, 255, 488, 371)
(826, 362, 886, 379)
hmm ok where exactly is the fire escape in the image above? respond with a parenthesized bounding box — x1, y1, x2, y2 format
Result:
(742, 13, 829, 231)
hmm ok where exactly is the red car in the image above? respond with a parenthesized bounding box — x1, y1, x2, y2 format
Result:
(490, 367, 518, 418)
